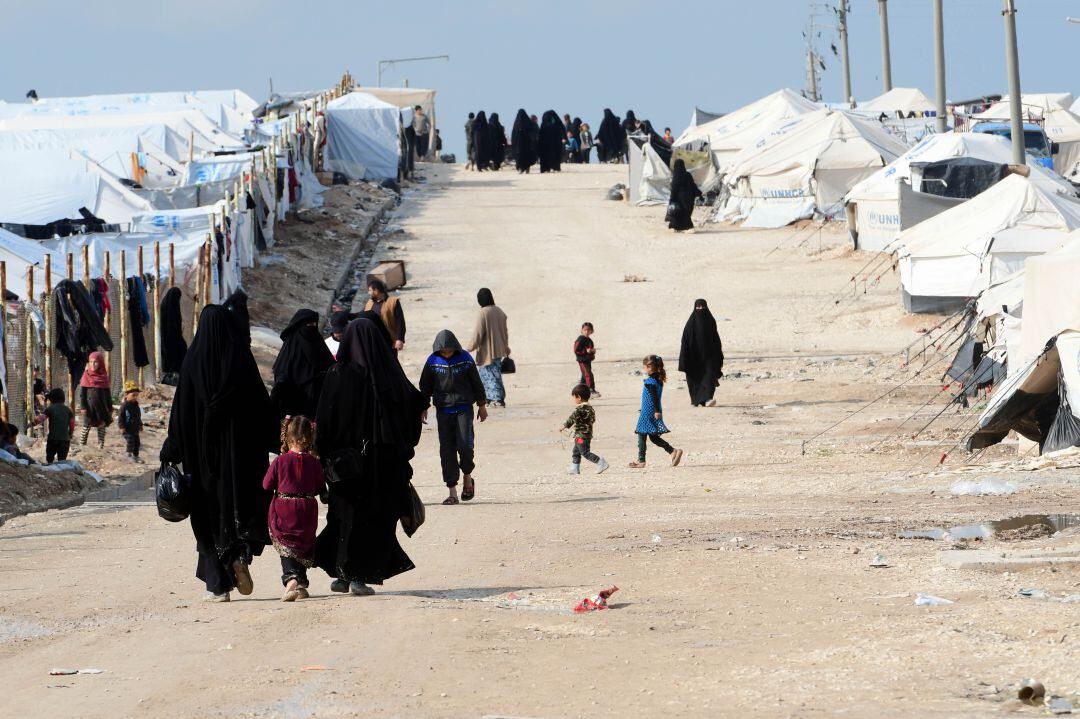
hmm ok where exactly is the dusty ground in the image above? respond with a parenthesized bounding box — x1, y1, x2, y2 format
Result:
(2, 163, 1080, 718)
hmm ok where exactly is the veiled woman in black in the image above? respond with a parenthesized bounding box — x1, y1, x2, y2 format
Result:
(538, 110, 564, 173)
(270, 309, 335, 420)
(678, 299, 724, 407)
(595, 109, 622, 163)
(489, 113, 508, 170)
(620, 109, 639, 161)
(314, 317, 425, 596)
(471, 111, 493, 171)
(667, 159, 702, 232)
(511, 109, 538, 173)
(161, 305, 280, 601)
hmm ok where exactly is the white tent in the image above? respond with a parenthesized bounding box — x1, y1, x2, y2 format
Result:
(896, 174, 1080, 311)
(324, 92, 401, 181)
(627, 137, 671, 206)
(844, 132, 1075, 251)
(713, 108, 908, 228)
(354, 87, 437, 150)
(673, 89, 819, 189)
(858, 87, 935, 115)
(0, 165, 152, 225)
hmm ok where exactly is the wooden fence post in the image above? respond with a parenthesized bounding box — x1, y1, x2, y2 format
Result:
(119, 251, 129, 388)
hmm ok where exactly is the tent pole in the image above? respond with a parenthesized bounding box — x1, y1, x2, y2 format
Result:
(119, 251, 128, 389)
(154, 242, 162, 384)
(43, 255, 52, 391)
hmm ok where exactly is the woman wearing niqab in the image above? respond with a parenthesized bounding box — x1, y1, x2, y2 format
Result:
(538, 110, 564, 173)
(161, 305, 280, 600)
(271, 309, 335, 420)
(511, 109, 538, 173)
(471, 111, 493, 171)
(314, 318, 425, 595)
(595, 109, 622, 163)
(667, 159, 702, 232)
(678, 299, 724, 407)
(620, 109, 639, 161)
(489, 112, 508, 170)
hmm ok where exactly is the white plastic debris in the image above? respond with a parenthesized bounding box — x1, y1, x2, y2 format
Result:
(949, 477, 1017, 496)
(651, 535, 662, 544)
(914, 593, 954, 606)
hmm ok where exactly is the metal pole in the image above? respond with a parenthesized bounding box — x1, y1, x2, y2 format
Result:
(838, 1, 853, 107)
(1003, 0, 1025, 165)
(807, 47, 819, 103)
(933, 0, 947, 133)
(878, 0, 893, 92)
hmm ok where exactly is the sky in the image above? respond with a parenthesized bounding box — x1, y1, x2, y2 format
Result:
(3, 0, 1080, 155)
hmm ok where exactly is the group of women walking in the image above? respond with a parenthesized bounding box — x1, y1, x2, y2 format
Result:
(164, 289, 511, 601)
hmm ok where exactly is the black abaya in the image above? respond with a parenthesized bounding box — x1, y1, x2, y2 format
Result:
(538, 110, 564, 173)
(314, 319, 425, 585)
(668, 159, 702, 232)
(271, 308, 335, 420)
(596, 108, 622, 163)
(678, 299, 724, 406)
(159, 287, 187, 375)
(489, 113, 508, 170)
(160, 305, 280, 594)
(472, 111, 493, 171)
(511, 109, 538, 172)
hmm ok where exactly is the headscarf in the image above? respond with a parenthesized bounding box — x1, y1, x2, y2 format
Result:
(271, 309, 335, 417)
(678, 299, 724, 377)
(622, 110, 638, 133)
(79, 351, 110, 388)
(223, 290, 251, 344)
(511, 109, 538, 171)
(477, 288, 495, 308)
(353, 309, 393, 347)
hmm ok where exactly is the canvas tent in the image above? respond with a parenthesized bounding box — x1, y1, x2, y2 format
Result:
(673, 89, 819, 190)
(857, 87, 935, 116)
(844, 132, 1074, 251)
(713, 108, 907, 228)
(895, 174, 1080, 313)
(354, 86, 437, 152)
(627, 135, 672, 205)
(688, 107, 723, 127)
(324, 92, 401, 180)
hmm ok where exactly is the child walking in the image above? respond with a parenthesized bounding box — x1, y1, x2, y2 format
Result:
(34, 389, 74, 463)
(629, 355, 684, 468)
(117, 381, 144, 463)
(262, 415, 325, 602)
(574, 322, 600, 398)
(559, 384, 609, 474)
(79, 351, 113, 449)
(419, 330, 488, 505)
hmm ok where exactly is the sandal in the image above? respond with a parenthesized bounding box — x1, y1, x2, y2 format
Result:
(628, 461, 646, 469)
(461, 476, 475, 502)
(442, 495, 459, 505)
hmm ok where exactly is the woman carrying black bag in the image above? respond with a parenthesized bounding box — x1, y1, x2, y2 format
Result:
(314, 318, 425, 597)
(160, 305, 280, 602)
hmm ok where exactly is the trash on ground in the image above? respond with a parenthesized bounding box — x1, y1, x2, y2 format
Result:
(1018, 588, 1050, 599)
(950, 477, 1017, 496)
(914, 593, 954, 606)
(622, 274, 649, 283)
(573, 586, 619, 613)
(869, 553, 890, 568)
(49, 669, 78, 676)
(1049, 697, 1074, 714)
(651, 535, 662, 544)
(1018, 678, 1045, 702)
(301, 665, 329, 672)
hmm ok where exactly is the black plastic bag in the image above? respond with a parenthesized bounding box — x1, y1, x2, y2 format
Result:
(500, 356, 516, 375)
(155, 463, 192, 522)
(400, 482, 425, 538)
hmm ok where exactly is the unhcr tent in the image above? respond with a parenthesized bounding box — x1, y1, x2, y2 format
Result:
(674, 88, 819, 189)
(844, 133, 1074, 251)
(324, 92, 401, 181)
(714, 108, 907, 228)
(896, 174, 1080, 313)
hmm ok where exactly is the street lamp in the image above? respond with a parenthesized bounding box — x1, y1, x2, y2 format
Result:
(376, 55, 450, 87)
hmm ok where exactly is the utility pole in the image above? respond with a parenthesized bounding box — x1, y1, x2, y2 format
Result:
(1003, 0, 1025, 165)
(878, 0, 893, 92)
(838, 1, 853, 107)
(933, 0, 947, 133)
(804, 3, 821, 102)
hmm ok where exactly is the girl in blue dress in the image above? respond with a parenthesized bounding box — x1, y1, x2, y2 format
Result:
(629, 355, 684, 468)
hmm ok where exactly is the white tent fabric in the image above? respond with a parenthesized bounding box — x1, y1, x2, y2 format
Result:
(844, 132, 1075, 251)
(674, 89, 819, 189)
(858, 87, 935, 115)
(324, 92, 401, 181)
(714, 108, 907, 228)
(353, 87, 437, 149)
(0, 165, 151, 225)
(897, 174, 1080, 301)
(635, 141, 672, 206)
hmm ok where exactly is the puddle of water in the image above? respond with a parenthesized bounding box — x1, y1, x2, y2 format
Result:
(898, 514, 1080, 541)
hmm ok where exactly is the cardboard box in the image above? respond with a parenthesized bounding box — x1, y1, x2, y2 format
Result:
(368, 260, 407, 291)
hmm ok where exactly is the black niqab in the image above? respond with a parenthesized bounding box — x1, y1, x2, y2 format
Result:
(511, 109, 538, 172)
(668, 158, 702, 231)
(271, 308, 335, 419)
(678, 299, 724, 405)
(159, 286, 187, 375)
(472, 111, 493, 171)
(223, 290, 251, 344)
(596, 108, 622, 163)
(489, 113, 507, 170)
(538, 110, 564, 173)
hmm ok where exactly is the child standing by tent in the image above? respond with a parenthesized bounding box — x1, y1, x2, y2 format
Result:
(559, 384, 609, 474)
(78, 351, 113, 449)
(629, 355, 684, 468)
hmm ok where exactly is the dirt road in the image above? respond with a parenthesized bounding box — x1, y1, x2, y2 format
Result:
(3, 164, 1079, 718)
